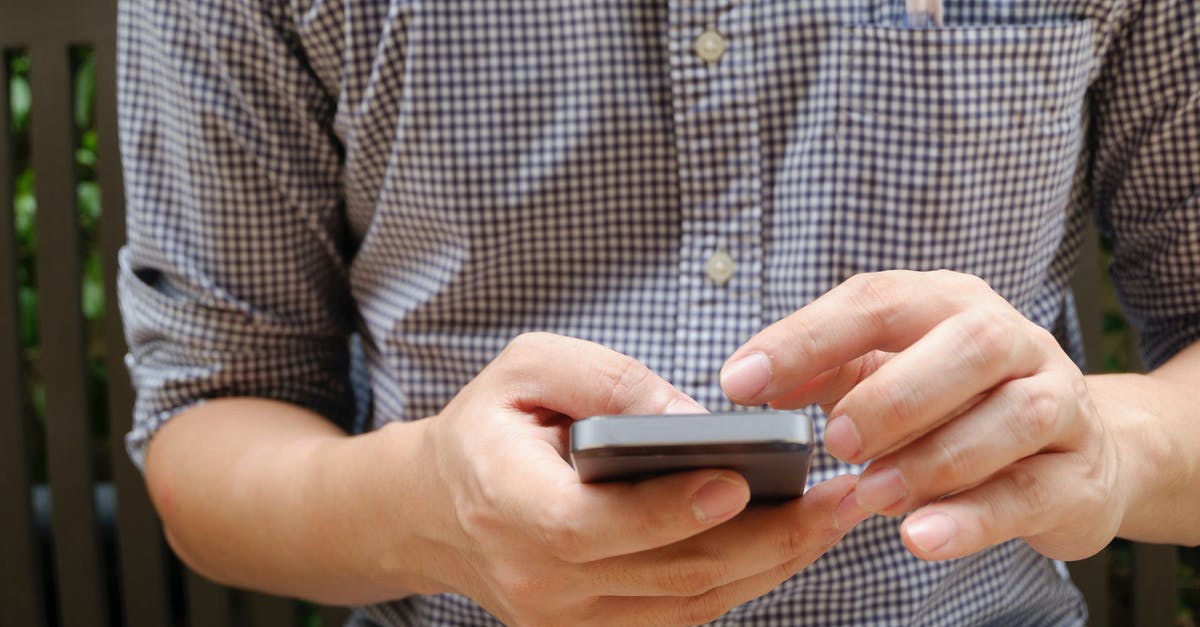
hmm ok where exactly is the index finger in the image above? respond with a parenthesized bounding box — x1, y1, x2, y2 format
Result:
(719, 270, 987, 405)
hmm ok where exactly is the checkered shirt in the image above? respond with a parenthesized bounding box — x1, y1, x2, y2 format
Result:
(117, 0, 1200, 624)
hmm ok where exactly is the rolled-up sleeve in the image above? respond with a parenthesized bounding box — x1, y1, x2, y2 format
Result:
(1092, 0, 1200, 369)
(117, 0, 354, 469)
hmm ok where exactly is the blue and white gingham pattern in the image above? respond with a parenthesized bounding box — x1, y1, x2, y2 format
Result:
(117, 0, 1200, 624)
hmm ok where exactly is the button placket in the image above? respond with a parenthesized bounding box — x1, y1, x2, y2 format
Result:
(667, 1, 765, 407)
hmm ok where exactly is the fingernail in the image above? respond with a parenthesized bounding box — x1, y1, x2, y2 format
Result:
(692, 474, 750, 523)
(835, 489, 870, 531)
(823, 415, 862, 461)
(856, 467, 908, 512)
(721, 352, 771, 401)
(665, 397, 706, 415)
(906, 513, 957, 554)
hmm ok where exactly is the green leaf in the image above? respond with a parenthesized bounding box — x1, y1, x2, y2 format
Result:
(15, 166, 34, 193)
(76, 146, 97, 168)
(1101, 311, 1127, 334)
(15, 192, 37, 244)
(9, 52, 30, 75)
(32, 385, 45, 420)
(82, 254, 105, 321)
(18, 286, 39, 348)
(73, 52, 96, 128)
(10, 72, 31, 131)
(77, 181, 102, 226)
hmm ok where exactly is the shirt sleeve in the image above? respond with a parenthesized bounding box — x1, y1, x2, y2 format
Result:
(1090, 0, 1200, 369)
(117, 0, 355, 469)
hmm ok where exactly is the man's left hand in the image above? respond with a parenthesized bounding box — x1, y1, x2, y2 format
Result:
(720, 270, 1124, 561)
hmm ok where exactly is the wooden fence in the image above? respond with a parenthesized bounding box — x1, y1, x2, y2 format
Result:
(0, 0, 1183, 625)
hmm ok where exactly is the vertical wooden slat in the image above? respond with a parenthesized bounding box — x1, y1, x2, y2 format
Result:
(318, 605, 351, 627)
(1072, 219, 1106, 375)
(29, 42, 110, 627)
(246, 593, 296, 627)
(94, 23, 175, 627)
(1133, 544, 1179, 626)
(1067, 554, 1110, 627)
(188, 570, 235, 627)
(0, 47, 51, 627)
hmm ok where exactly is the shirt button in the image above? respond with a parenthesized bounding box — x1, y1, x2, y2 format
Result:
(692, 27, 728, 64)
(705, 251, 736, 286)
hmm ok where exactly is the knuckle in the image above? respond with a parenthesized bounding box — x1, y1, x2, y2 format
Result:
(1006, 383, 1058, 449)
(930, 440, 973, 487)
(863, 376, 919, 431)
(789, 316, 824, 365)
(679, 588, 733, 625)
(936, 269, 989, 293)
(501, 333, 538, 363)
(1004, 466, 1053, 518)
(496, 332, 554, 380)
(956, 309, 1014, 370)
(845, 272, 905, 330)
(882, 384, 920, 430)
(662, 555, 724, 596)
(597, 355, 656, 411)
(508, 331, 552, 351)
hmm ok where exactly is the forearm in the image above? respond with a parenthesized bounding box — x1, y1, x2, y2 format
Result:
(1088, 340, 1200, 546)
(144, 398, 445, 604)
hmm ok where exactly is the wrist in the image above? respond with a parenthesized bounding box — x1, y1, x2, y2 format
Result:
(1087, 373, 1196, 545)
(308, 418, 456, 602)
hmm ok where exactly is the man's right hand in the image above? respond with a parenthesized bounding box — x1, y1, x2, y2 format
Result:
(145, 333, 867, 625)
(401, 333, 869, 626)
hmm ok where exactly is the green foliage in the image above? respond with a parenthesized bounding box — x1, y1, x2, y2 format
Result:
(8, 47, 108, 480)
(9, 53, 30, 130)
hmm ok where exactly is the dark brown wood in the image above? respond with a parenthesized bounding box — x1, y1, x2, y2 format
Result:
(1133, 543, 1179, 627)
(1067, 554, 1110, 627)
(94, 27, 175, 626)
(246, 593, 296, 627)
(30, 42, 110, 627)
(187, 570, 235, 627)
(0, 0, 113, 45)
(0, 47, 50, 627)
(318, 605, 351, 626)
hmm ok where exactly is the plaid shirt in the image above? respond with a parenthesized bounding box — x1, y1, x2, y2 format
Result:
(118, 0, 1199, 624)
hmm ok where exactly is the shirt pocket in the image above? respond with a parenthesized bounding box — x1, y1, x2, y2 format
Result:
(830, 21, 1096, 308)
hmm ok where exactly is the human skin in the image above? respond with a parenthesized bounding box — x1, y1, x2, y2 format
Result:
(145, 333, 870, 625)
(721, 270, 1200, 562)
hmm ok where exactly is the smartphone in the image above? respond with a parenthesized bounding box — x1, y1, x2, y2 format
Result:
(570, 411, 813, 501)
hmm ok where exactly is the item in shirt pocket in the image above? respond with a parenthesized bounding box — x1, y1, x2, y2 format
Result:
(570, 411, 813, 502)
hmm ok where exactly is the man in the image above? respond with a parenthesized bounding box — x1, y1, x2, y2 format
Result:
(118, 0, 1199, 624)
